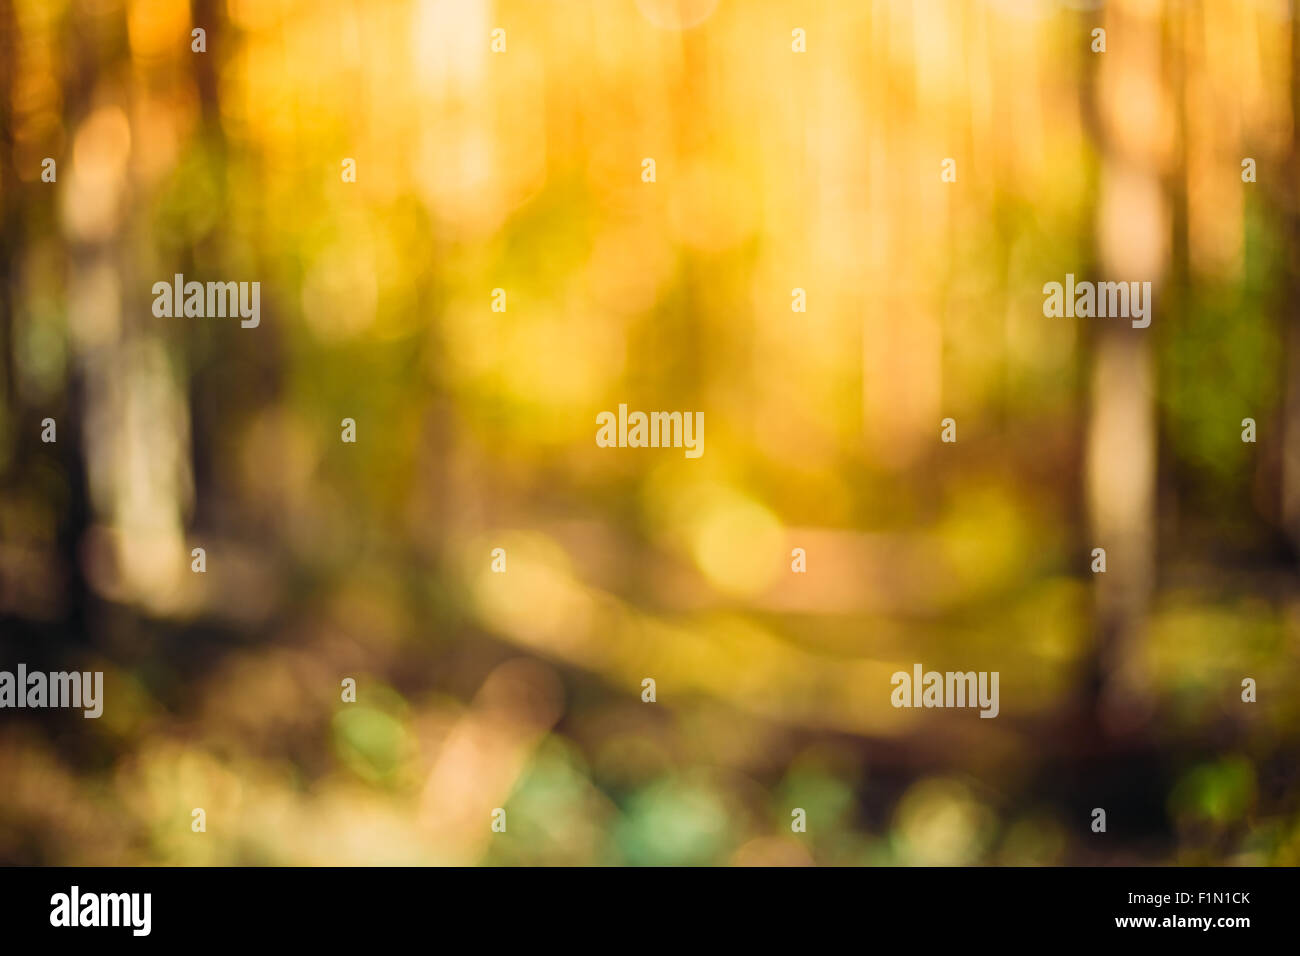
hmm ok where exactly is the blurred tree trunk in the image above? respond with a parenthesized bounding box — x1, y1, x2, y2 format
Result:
(1081, 0, 1172, 734)
(187, 0, 226, 525)
(55, 0, 124, 642)
(1282, 12, 1300, 553)
(0, 0, 18, 415)
(0, 0, 96, 641)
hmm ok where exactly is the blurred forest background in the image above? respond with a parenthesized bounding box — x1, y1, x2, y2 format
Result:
(1, 0, 1299, 865)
